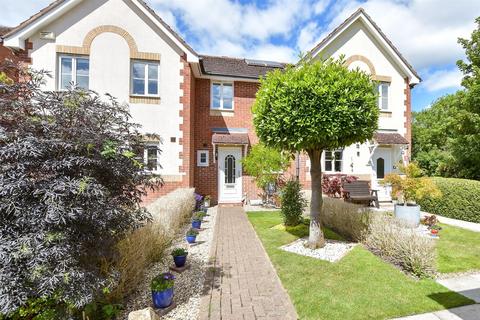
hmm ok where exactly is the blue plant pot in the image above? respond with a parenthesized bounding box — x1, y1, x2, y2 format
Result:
(186, 235, 196, 243)
(192, 220, 202, 229)
(152, 287, 173, 309)
(173, 255, 187, 267)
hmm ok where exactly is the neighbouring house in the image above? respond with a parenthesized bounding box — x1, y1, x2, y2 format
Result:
(1, 0, 420, 204)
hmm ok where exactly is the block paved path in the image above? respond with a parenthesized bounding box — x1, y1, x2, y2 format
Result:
(199, 206, 297, 320)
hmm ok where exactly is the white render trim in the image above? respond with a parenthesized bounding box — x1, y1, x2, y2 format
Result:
(4, 0, 83, 49)
(309, 11, 420, 84)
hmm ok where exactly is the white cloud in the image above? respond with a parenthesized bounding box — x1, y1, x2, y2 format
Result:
(421, 68, 463, 92)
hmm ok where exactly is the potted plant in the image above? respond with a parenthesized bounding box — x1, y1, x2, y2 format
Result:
(430, 224, 441, 235)
(191, 213, 202, 229)
(171, 248, 188, 267)
(383, 163, 441, 227)
(186, 228, 199, 243)
(151, 272, 175, 309)
(204, 195, 211, 208)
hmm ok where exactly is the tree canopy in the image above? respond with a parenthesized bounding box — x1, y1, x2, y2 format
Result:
(253, 57, 378, 248)
(412, 16, 480, 180)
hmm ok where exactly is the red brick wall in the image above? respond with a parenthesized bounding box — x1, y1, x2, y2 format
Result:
(404, 78, 412, 158)
(0, 40, 32, 80)
(193, 79, 264, 204)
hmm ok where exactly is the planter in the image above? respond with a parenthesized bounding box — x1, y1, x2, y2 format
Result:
(186, 235, 196, 243)
(173, 254, 187, 267)
(394, 204, 421, 227)
(192, 220, 201, 229)
(152, 288, 173, 309)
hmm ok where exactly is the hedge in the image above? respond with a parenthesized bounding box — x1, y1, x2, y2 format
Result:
(417, 177, 480, 223)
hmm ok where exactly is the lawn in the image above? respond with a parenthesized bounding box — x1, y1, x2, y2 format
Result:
(247, 211, 474, 320)
(436, 223, 480, 273)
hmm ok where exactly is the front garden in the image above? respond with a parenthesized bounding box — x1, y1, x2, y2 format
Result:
(248, 210, 477, 320)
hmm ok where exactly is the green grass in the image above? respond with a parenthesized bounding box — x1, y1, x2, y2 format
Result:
(247, 211, 473, 320)
(436, 223, 480, 273)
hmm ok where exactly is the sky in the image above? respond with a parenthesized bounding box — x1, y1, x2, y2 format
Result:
(1, 0, 479, 111)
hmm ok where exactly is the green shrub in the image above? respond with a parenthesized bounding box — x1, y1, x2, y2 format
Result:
(280, 179, 306, 226)
(150, 273, 175, 292)
(321, 198, 371, 242)
(417, 177, 480, 223)
(364, 214, 436, 278)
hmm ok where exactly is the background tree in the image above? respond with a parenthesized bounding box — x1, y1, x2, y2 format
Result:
(242, 143, 290, 193)
(0, 65, 161, 316)
(412, 17, 480, 180)
(253, 58, 378, 248)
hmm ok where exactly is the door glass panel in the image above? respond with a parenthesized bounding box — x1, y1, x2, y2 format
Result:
(225, 155, 235, 184)
(377, 157, 385, 179)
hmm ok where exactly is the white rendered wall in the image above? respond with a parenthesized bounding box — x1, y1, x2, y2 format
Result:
(28, 0, 184, 177)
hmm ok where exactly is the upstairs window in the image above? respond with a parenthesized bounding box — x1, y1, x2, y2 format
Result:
(132, 61, 159, 96)
(377, 82, 389, 110)
(59, 55, 89, 90)
(324, 149, 343, 172)
(211, 82, 233, 110)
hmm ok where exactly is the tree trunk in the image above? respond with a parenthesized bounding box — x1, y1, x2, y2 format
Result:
(307, 149, 326, 249)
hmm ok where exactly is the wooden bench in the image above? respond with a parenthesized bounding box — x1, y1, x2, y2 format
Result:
(343, 181, 379, 208)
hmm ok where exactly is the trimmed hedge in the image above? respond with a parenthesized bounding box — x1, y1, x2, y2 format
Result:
(417, 177, 480, 223)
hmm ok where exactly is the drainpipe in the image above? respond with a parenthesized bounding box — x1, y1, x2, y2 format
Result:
(295, 152, 300, 181)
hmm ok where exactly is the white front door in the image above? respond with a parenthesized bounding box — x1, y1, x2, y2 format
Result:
(218, 147, 243, 203)
(372, 147, 392, 201)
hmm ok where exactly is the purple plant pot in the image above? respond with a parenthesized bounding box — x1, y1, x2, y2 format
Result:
(192, 220, 202, 229)
(152, 287, 173, 309)
(173, 255, 187, 267)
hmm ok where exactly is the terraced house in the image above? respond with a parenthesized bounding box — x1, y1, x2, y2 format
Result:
(1, 0, 420, 205)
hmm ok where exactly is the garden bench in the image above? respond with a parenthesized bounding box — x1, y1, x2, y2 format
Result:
(343, 181, 379, 208)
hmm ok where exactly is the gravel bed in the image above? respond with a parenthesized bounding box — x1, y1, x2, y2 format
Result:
(280, 238, 357, 262)
(119, 206, 217, 319)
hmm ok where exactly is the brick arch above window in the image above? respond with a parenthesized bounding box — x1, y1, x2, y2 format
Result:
(345, 55, 391, 82)
(56, 25, 160, 61)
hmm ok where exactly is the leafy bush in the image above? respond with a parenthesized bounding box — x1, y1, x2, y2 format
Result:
(383, 162, 441, 204)
(322, 174, 358, 198)
(0, 66, 161, 315)
(321, 198, 371, 242)
(150, 273, 175, 292)
(242, 143, 290, 191)
(417, 177, 480, 223)
(364, 214, 436, 278)
(280, 179, 306, 226)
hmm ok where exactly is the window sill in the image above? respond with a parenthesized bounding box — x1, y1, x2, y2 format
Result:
(379, 110, 392, 118)
(210, 109, 234, 117)
(130, 96, 161, 104)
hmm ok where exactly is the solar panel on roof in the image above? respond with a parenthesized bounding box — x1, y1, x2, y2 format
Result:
(245, 59, 283, 68)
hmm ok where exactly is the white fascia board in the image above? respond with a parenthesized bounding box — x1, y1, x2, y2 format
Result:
(130, 0, 198, 63)
(3, 0, 83, 50)
(310, 12, 420, 84)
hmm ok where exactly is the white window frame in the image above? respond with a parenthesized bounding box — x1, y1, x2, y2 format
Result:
(377, 82, 390, 111)
(131, 60, 160, 97)
(58, 55, 89, 90)
(143, 144, 160, 173)
(324, 149, 343, 173)
(210, 81, 234, 110)
(197, 150, 209, 167)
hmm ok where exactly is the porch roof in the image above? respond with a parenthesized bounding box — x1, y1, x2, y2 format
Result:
(373, 132, 409, 145)
(212, 133, 249, 145)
